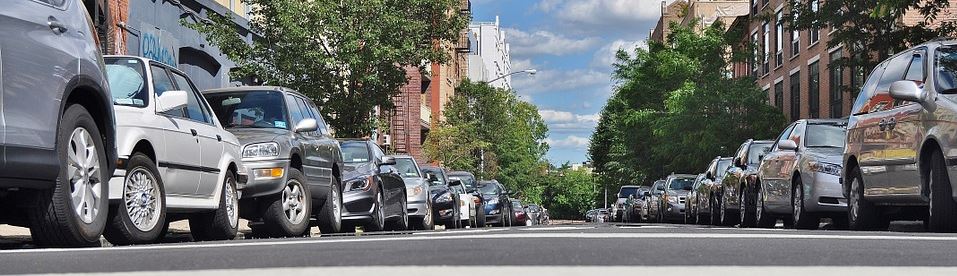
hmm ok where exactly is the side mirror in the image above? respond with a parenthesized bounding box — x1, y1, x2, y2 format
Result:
(889, 80, 924, 103)
(778, 140, 798, 151)
(294, 118, 318, 133)
(379, 156, 396, 166)
(156, 90, 188, 113)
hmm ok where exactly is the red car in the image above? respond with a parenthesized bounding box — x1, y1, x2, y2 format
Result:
(510, 199, 529, 226)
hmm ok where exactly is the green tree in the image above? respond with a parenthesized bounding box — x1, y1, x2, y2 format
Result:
(185, 0, 468, 137)
(542, 165, 598, 219)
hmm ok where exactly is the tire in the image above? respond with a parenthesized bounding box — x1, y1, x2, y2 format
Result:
(364, 189, 386, 232)
(719, 191, 738, 226)
(792, 177, 819, 230)
(317, 174, 343, 234)
(260, 168, 311, 237)
(710, 194, 722, 226)
(386, 196, 409, 231)
(189, 171, 239, 241)
(104, 153, 167, 245)
(29, 104, 109, 247)
(927, 150, 957, 232)
(847, 167, 888, 231)
(739, 186, 756, 228)
(413, 200, 435, 230)
(755, 187, 776, 228)
(476, 204, 487, 228)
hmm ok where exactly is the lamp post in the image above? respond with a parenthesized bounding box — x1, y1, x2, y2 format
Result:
(486, 69, 537, 84)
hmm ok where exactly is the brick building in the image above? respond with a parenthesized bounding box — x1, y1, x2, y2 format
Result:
(650, 0, 750, 44)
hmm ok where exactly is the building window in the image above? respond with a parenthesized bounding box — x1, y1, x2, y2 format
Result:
(775, 10, 784, 67)
(810, 0, 820, 45)
(763, 21, 770, 74)
(829, 51, 844, 118)
(751, 32, 760, 78)
(809, 61, 820, 118)
(790, 72, 801, 120)
(775, 81, 784, 109)
(791, 5, 801, 57)
(763, 88, 771, 104)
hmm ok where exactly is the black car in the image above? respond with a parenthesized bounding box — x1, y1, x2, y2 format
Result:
(420, 166, 465, 229)
(338, 139, 408, 231)
(448, 171, 487, 228)
(479, 180, 512, 226)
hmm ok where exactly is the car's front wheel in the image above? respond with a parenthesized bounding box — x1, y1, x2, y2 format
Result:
(260, 168, 311, 237)
(413, 200, 435, 230)
(104, 153, 167, 245)
(317, 174, 343, 234)
(476, 204, 487, 228)
(792, 177, 819, 230)
(386, 195, 409, 231)
(30, 104, 109, 247)
(927, 150, 957, 232)
(364, 189, 386, 232)
(189, 170, 239, 241)
(755, 187, 776, 228)
(847, 167, 888, 231)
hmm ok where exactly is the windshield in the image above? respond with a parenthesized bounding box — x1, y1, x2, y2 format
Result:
(479, 183, 502, 195)
(393, 158, 419, 177)
(938, 46, 957, 92)
(511, 201, 523, 209)
(668, 177, 694, 190)
(341, 142, 371, 163)
(619, 187, 639, 198)
(748, 143, 772, 165)
(450, 174, 478, 190)
(421, 168, 446, 186)
(805, 124, 847, 148)
(716, 159, 732, 177)
(205, 91, 289, 130)
(105, 58, 148, 107)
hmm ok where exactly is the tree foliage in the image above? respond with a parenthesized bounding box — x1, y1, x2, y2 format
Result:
(185, 0, 468, 137)
(541, 165, 597, 219)
(589, 23, 785, 206)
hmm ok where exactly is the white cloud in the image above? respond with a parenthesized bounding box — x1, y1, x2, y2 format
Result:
(504, 28, 600, 56)
(546, 135, 591, 149)
(512, 68, 609, 95)
(539, 109, 600, 133)
(553, 0, 674, 26)
(591, 39, 648, 68)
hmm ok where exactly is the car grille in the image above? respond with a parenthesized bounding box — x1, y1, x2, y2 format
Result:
(678, 196, 686, 205)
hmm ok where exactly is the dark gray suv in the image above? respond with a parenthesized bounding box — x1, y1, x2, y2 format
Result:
(204, 86, 344, 237)
(0, 0, 117, 247)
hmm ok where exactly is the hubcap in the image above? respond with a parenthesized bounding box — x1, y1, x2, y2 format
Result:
(67, 128, 102, 224)
(282, 180, 307, 225)
(424, 201, 432, 227)
(756, 192, 764, 221)
(793, 184, 803, 222)
(124, 167, 161, 232)
(850, 179, 861, 223)
(739, 192, 746, 225)
(226, 176, 238, 228)
(375, 192, 384, 227)
(332, 185, 342, 225)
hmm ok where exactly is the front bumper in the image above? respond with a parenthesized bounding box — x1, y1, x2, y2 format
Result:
(342, 187, 376, 221)
(662, 202, 685, 220)
(239, 159, 291, 199)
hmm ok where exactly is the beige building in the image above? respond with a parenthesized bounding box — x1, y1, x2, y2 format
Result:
(651, 0, 750, 43)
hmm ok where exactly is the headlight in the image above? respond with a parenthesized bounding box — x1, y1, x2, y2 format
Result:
(409, 186, 424, 197)
(809, 161, 842, 176)
(243, 142, 280, 158)
(667, 196, 677, 204)
(487, 197, 499, 205)
(435, 191, 453, 203)
(347, 176, 374, 191)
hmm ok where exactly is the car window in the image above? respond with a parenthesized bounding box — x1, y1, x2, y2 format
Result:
(292, 97, 317, 134)
(668, 177, 694, 190)
(150, 65, 182, 117)
(789, 121, 806, 147)
(851, 64, 886, 115)
(205, 91, 289, 130)
(716, 158, 732, 177)
(171, 72, 211, 123)
(286, 95, 306, 126)
(937, 46, 957, 93)
(905, 51, 925, 83)
(619, 187, 639, 198)
(773, 124, 796, 151)
(865, 53, 911, 112)
(748, 143, 772, 164)
(341, 141, 371, 163)
(370, 143, 385, 161)
(479, 183, 502, 195)
(394, 158, 420, 177)
(305, 100, 330, 135)
(35, 0, 66, 7)
(105, 58, 148, 107)
(805, 123, 847, 148)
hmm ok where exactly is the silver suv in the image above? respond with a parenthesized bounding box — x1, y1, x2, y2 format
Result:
(204, 86, 344, 236)
(758, 119, 847, 229)
(844, 40, 957, 232)
(0, 0, 117, 247)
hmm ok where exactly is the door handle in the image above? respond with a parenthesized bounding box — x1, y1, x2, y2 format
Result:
(216, 134, 222, 142)
(48, 17, 67, 34)
(190, 129, 198, 136)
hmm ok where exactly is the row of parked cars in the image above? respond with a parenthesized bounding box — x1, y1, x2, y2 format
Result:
(0, 2, 545, 248)
(605, 39, 957, 233)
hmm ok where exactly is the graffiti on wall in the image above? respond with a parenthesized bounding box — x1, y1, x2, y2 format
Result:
(140, 23, 179, 66)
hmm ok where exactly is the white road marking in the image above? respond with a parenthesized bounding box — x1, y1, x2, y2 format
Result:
(6, 232, 957, 254)
(618, 225, 677, 229)
(412, 228, 507, 235)
(520, 226, 594, 231)
(26, 266, 957, 276)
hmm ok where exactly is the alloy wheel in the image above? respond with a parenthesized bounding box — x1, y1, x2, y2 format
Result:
(793, 183, 803, 223)
(375, 192, 385, 227)
(332, 185, 342, 225)
(67, 127, 103, 224)
(282, 180, 307, 225)
(124, 167, 161, 232)
(226, 174, 239, 229)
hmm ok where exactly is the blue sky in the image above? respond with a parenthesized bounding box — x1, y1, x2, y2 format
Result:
(472, 0, 667, 165)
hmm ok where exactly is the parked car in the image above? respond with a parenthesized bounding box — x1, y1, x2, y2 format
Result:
(0, 1, 118, 247)
(686, 174, 707, 224)
(204, 86, 344, 237)
(757, 119, 848, 229)
(421, 166, 464, 229)
(597, 208, 610, 223)
(585, 209, 598, 222)
(843, 41, 957, 232)
(102, 56, 244, 244)
(447, 177, 472, 228)
(612, 185, 641, 222)
(623, 187, 650, 223)
(390, 155, 433, 230)
(657, 174, 695, 223)
(525, 204, 544, 225)
(448, 171, 487, 228)
(510, 199, 529, 226)
(338, 139, 407, 231)
(644, 180, 666, 222)
(716, 139, 773, 226)
(479, 180, 513, 226)
(691, 157, 732, 224)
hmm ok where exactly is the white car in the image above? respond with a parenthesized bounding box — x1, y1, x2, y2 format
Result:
(102, 56, 246, 244)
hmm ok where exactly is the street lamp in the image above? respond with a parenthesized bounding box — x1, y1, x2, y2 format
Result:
(487, 69, 537, 84)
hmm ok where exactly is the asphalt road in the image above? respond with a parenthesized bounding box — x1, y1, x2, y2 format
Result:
(3, 222, 957, 275)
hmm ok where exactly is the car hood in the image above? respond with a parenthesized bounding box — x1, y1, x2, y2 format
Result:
(342, 162, 375, 180)
(227, 128, 289, 145)
(804, 147, 844, 165)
